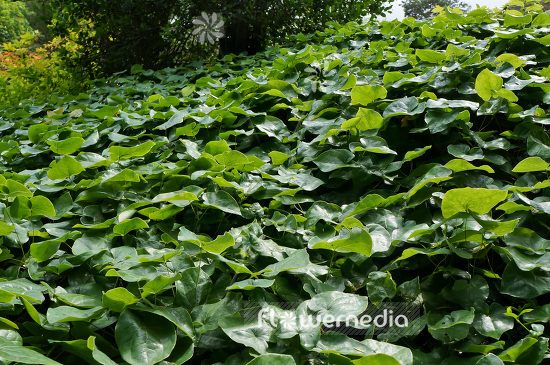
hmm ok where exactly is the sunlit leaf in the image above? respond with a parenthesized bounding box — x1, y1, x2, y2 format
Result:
(441, 188, 507, 218)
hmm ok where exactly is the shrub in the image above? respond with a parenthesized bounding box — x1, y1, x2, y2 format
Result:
(0, 31, 84, 107)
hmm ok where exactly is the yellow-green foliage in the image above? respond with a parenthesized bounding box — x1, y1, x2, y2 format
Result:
(0, 32, 84, 108)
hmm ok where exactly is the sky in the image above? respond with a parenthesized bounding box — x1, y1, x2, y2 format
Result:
(384, 0, 510, 20)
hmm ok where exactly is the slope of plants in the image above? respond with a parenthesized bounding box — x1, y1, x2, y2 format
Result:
(1, 2, 550, 364)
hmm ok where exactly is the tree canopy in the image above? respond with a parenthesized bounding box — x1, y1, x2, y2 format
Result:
(44, 0, 395, 76)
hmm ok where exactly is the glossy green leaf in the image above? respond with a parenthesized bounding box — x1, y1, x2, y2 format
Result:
(503, 228, 550, 252)
(496, 201, 531, 214)
(406, 165, 452, 199)
(366, 271, 396, 304)
(261, 249, 311, 277)
(115, 309, 176, 365)
(102, 169, 140, 183)
(204, 140, 230, 155)
(30, 239, 61, 262)
(475, 354, 504, 365)
(404, 145, 432, 161)
(0, 337, 62, 365)
(501, 263, 550, 299)
(349, 194, 386, 216)
(47, 306, 104, 323)
(428, 308, 475, 343)
(219, 316, 272, 354)
(494, 53, 525, 69)
(473, 303, 514, 340)
(215, 150, 250, 168)
(383, 97, 425, 118)
(152, 191, 199, 206)
(3, 7, 550, 363)
(202, 191, 241, 215)
(3, 179, 33, 199)
(313, 149, 354, 172)
(175, 267, 212, 308)
(498, 337, 538, 362)
(28, 124, 50, 144)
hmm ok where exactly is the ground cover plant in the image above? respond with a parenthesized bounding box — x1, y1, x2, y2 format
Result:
(1, 1, 550, 363)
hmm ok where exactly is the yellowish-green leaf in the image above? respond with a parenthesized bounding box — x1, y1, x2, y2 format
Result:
(342, 108, 384, 131)
(269, 151, 292, 165)
(48, 137, 85, 155)
(416, 49, 446, 63)
(441, 188, 508, 218)
(47, 156, 85, 180)
(444, 159, 494, 173)
(475, 69, 503, 101)
(495, 53, 526, 68)
(512, 156, 549, 172)
(351, 85, 387, 106)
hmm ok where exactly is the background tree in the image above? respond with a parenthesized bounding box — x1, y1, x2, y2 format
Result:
(401, 0, 471, 19)
(23, 0, 53, 42)
(43, 0, 395, 77)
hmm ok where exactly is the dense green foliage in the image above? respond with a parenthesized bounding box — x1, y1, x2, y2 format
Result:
(401, 0, 471, 19)
(2, 1, 550, 364)
(0, 0, 33, 43)
(44, 0, 394, 76)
